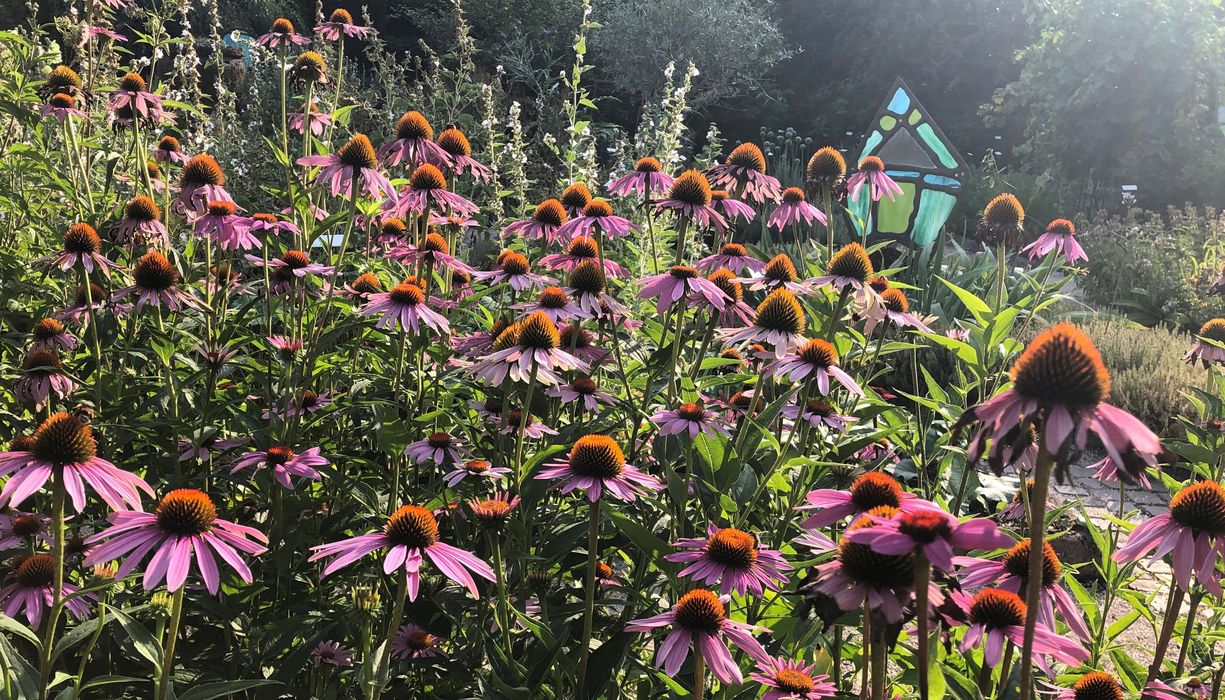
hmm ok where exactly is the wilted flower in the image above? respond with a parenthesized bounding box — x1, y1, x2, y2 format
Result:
(176, 154, 232, 216)
(976, 193, 1026, 246)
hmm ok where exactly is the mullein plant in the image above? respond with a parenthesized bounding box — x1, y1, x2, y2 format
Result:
(0, 8, 1217, 700)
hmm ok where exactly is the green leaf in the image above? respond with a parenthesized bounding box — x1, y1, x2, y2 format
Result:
(607, 510, 668, 557)
(937, 276, 990, 325)
(177, 680, 280, 700)
(107, 605, 162, 673)
(0, 613, 41, 649)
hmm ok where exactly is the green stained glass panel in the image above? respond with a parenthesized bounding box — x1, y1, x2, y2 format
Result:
(908, 109, 922, 125)
(877, 184, 916, 234)
(911, 190, 957, 247)
(916, 124, 958, 169)
(880, 115, 896, 131)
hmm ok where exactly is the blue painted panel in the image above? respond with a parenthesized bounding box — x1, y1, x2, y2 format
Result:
(886, 87, 911, 115)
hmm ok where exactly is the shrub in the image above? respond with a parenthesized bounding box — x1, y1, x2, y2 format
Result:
(1078, 206, 1225, 330)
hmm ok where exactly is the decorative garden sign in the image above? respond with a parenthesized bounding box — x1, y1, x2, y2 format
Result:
(848, 77, 966, 247)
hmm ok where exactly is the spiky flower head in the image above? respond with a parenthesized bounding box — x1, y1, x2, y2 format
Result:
(1010, 323, 1110, 407)
(337, 134, 377, 170)
(827, 242, 873, 282)
(754, 289, 806, 334)
(395, 111, 432, 140)
(292, 51, 328, 83)
(181, 154, 225, 187)
(667, 169, 712, 207)
(436, 127, 471, 157)
(807, 146, 847, 184)
(726, 143, 767, 173)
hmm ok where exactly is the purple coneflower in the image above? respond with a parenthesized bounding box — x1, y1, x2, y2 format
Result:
(847, 156, 902, 203)
(1047, 673, 1125, 700)
(847, 508, 1012, 572)
(956, 539, 1092, 641)
(666, 525, 791, 595)
(390, 231, 475, 275)
(697, 242, 764, 275)
(1115, 480, 1225, 595)
(152, 135, 187, 165)
(542, 236, 627, 279)
(361, 282, 450, 337)
(865, 288, 932, 334)
(470, 311, 587, 387)
(405, 431, 467, 467)
(954, 588, 1088, 668)
(546, 376, 615, 413)
(231, 445, 329, 491)
(249, 212, 300, 238)
(310, 640, 354, 667)
(535, 435, 661, 502)
(195, 201, 259, 251)
(298, 134, 396, 202)
(109, 72, 164, 122)
(768, 187, 826, 232)
(267, 335, 302, 359)
(717, 288, 807, 358)
(1185, 319, 1225, 367)
(257, 17, 310, 48)
(246, 249, 334, 294)
(0, 412, 152, 511)
(55, 223, 118, 277)
(626, 588, 769, 685)
(16, 348, 77, 411)
(392, 623, 446, 659)
(384, 163, 477, 219)
(315, 8, 370, 40)
(380, 111, 450, 168)
(698, 269, 755, 327)
(309, 504, 495, 600)
(467, 492, 520, 529)
(782, 399, 856, 432)
(555, 199, 639, 242)
(473, 250, 555, 292)
(809, 242, 876, 303)
(798, 471, 938, 529)
(957, 323, 1162, 481)
(443, 459, 511, 487)
(636, 265, 727, 317)
(763, 338, 863, 396)
(651, 402, 730, 439)
(40, 92, 83, 121)
(113, 250, 202, 312)
(608, 157, 674, 198)
(503, 199, 569, 246)
(176, 154, 232, 216)
(735, 254, 811, 295)
(710, 189, 755, 223)
(559, 182, 593, 218)
(0, 554, 92, 627)
(0, 512, 51, 550)
(1022, 218, 1085, 264)
(750, 657, 837, 700)
(114, 195, 169, 247)
(655, 170, 728, 232)
(84, 488, 268, 594)
(515, 286, 584, 323)
(289, 102, 331, 137)
(706, 143, 782, 205)
(434, 127, 490, 182)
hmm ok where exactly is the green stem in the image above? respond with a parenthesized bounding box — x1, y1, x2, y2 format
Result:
(575, 500, 600, 697)
(915, 554, 932, 700)
(370, 569, 409, 700)
(1147, 579, 1186, 685)
(155, 586, 185, 700)
(1018, 448, 1054, 700)
(36, 480, 66, 700)
(693, 651, 705, 700)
